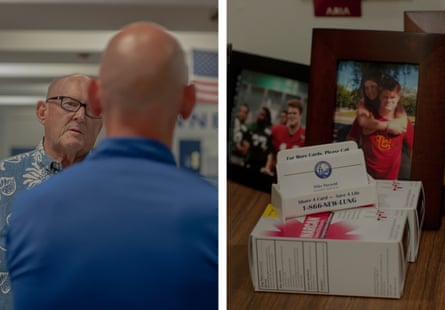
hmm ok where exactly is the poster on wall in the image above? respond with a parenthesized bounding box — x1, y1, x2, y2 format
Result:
(176, 103, 218, 185)
(173, 40, 218, 186)
(313, 0, 361, 17)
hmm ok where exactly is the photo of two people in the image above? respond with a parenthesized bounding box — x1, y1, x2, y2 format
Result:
(334, 60, 419, 180)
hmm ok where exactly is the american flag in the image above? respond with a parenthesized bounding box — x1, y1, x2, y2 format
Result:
(192, 49, 218, 105)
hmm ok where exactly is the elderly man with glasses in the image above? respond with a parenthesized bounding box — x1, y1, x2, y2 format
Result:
(0, 73, 103, 309)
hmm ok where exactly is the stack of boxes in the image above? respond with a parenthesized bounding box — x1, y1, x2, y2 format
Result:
(249, 142, 424, 298)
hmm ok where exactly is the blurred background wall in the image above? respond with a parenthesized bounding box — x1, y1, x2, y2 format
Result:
(228, 0, 445, 64)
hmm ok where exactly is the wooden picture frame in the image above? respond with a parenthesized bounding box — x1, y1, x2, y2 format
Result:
(305, 28, 445, 229)
(404, 11, 445, 215)
(404, 11, 445, 34)
(227, 49, 310, 192)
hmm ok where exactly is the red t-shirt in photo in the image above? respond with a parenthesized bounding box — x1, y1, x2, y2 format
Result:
(271, 124, 306, 153)
(348, 117, 414, 179)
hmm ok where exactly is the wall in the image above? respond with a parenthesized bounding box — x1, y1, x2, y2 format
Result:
(0, 106, 42, 159)
(228, 0, 445, 65)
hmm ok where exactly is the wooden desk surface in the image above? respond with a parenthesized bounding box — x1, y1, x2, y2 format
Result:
(228, 180, 445, 309)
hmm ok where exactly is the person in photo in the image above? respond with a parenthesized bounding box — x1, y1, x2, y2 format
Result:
(348, 74, 414, 179)
(261, 98, 306, 175)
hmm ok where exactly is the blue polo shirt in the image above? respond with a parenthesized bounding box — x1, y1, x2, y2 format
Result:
(7, 137, 218, 310)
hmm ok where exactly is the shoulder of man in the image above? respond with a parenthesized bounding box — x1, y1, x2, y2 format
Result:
(0, 148, 38, 178)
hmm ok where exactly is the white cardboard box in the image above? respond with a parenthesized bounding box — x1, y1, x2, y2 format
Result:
(375, 180, 425, 262)
(271, 175, 377, 221)
(249, 205, 410, 298)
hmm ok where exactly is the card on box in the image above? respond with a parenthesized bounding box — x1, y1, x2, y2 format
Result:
(272, 142, 376, 219)
(277, 140, 358, 163)
(276, 149, 368, 195)
(271, 175, 377, 220)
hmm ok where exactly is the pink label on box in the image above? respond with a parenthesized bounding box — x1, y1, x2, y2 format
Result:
(266, 212, 331, 238)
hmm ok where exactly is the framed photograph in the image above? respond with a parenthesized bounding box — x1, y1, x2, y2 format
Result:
(227, 49, 309, 192)
(334, 60, 418, 180)
(305, 29, 445, 229)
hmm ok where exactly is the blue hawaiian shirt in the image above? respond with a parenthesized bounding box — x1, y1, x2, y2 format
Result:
(0, 140, 62, 310)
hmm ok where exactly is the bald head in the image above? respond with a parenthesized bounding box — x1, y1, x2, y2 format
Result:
(91, 21, 196, 146)
(100, 22, 188, 110)
(47, 74, 93, 100)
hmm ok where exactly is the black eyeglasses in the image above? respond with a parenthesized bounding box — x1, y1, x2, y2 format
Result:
(46, 96, 102, 119)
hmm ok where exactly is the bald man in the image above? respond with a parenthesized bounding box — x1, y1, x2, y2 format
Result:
(7, 22, 218, 309)
(0, 73, 102, 310)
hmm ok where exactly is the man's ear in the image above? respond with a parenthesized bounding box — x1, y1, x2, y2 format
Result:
(35, 100, 47, 125)
(88, 78, 103, 117)
(179, 84, 196, 120)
